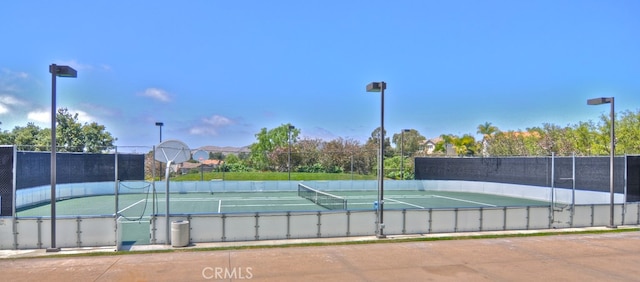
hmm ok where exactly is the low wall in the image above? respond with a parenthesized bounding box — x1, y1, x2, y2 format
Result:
(4, 180, 636, 250)
(2, 202, 638, 250)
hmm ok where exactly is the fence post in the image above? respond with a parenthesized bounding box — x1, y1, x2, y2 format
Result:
(316, 211, 322, 238)
(286, 212, 291, 239)
(254, 213, 260, 240)
(221, 214, 227, 242)
(479, 207, 484, 231)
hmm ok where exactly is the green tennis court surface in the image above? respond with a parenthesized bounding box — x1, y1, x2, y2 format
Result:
(16, 190, 550, 217)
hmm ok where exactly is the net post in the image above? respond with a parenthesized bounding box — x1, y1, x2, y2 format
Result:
(115, 179, 120, 217)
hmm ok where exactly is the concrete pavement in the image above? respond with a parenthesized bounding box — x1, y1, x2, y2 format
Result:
(1, 227, 639, 281)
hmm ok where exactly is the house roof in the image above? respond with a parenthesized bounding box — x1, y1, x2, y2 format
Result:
(200, 159, 223, 166)
(180, 159, 224, 169)
(421, 137, 442, 145)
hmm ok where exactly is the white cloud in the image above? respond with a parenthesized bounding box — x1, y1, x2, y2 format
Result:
(190, 126, 218, 135)
(1, 68, 28, 79)
(0, 95, 25, 106)
(0, 95, 26, 115)
(0, 69, 29, 93)
(203, 115, 233, 126)
(73, 109, 97, 124)
(26, 108, 97, 124)
(140, 88, 171, 102)
(189, 115, 235, 136)
(27, 110, 50, 123)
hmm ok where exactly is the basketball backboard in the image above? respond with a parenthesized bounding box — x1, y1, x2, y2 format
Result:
(154, 140, 191, 164)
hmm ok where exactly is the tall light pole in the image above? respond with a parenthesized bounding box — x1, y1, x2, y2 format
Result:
(400, 129, 410, 180)
(48, 64, 77, 252)
(155, 122, 164, 143)
(288, 125, 295, 181)
(587, 97, 616, 228)
(367, 81, 386, 238)
(155, 122, 164, 181)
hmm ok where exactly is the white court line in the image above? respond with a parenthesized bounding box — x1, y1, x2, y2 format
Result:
(172, 198, 216, 202)
(385, 198, 425, 209)
(155, 198, 217, 202)
(433, 195, 497, 207)
(118, 199, 145, 214)
(218, 200, 222, 213)
(213, 197, 303, 201)
(222, 203, 320, 208)
(344, 195, 436, 200)
(160, 197, 303, 202)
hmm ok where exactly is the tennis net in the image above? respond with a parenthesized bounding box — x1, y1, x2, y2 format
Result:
(297, 183, 347, 210)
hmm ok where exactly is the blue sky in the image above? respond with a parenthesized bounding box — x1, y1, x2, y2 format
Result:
(1, 1, 639, 150)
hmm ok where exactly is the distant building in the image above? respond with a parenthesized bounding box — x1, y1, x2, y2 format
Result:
(424, 139, 437, 154)
(195, 146, 250, 156)
(178, 159, 224, 174)
(417, 137, 442, 156)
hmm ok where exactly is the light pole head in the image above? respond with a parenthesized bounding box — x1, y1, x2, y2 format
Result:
(587, 97, 613, 105)
(403, 129, 411, 133)
(366, 82, 386, 92)
(155, 122, 164, 127)
(289, 125, 295, 130)
(50, 64, 77, 78)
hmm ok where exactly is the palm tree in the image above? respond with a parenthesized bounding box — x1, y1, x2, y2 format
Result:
(477, 122, 499, 156)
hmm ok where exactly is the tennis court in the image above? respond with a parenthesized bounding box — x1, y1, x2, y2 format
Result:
(10, 180, 637, 250)
(16, 184, 551, 218)
(14, 185, 553, 248)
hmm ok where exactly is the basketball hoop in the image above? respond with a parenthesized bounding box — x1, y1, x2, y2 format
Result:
(154, 139, 191, 245)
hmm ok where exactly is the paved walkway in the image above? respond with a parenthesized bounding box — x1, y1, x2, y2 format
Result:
(1, 227, 639, 281)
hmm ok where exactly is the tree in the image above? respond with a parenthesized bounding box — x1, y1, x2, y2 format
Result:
(52, 108, 116, 152)
(320, 138, 347, 173)
(295, 138, 322, 172)
(209, 152, 225, 160)
(12, 123, 43, 150)
(477, 122, 499, 136)
(56, 108, 84, 152)
(248, 124, 299, 171)
(0, 108, 116, 152)
(477, 122, 499, 156)
(535, 123, 575, 156)
(572, 121, 599, 155)
(453, 134, 477, 156)
(82, 122, 116, 153)
(0, 124, 12, 145)
(615, 109, 640, 154)
(317, 137, 363, 173)
(391, 129, 425, 157)
(225, 153, 240, 164)
(366, 127, 393, 157)
(434, 134, 453, 154)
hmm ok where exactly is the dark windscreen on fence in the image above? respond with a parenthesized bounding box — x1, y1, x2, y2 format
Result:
(626, 156, 640, 202)
(414, 156, 628, 196)
(15, 151, 145, 189)
(0, 146, 13, 216)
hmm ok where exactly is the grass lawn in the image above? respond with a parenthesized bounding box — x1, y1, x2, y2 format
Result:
(173, 171, 377, 181)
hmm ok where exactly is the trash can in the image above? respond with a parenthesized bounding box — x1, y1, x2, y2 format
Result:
(171, 220, 190, 247)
